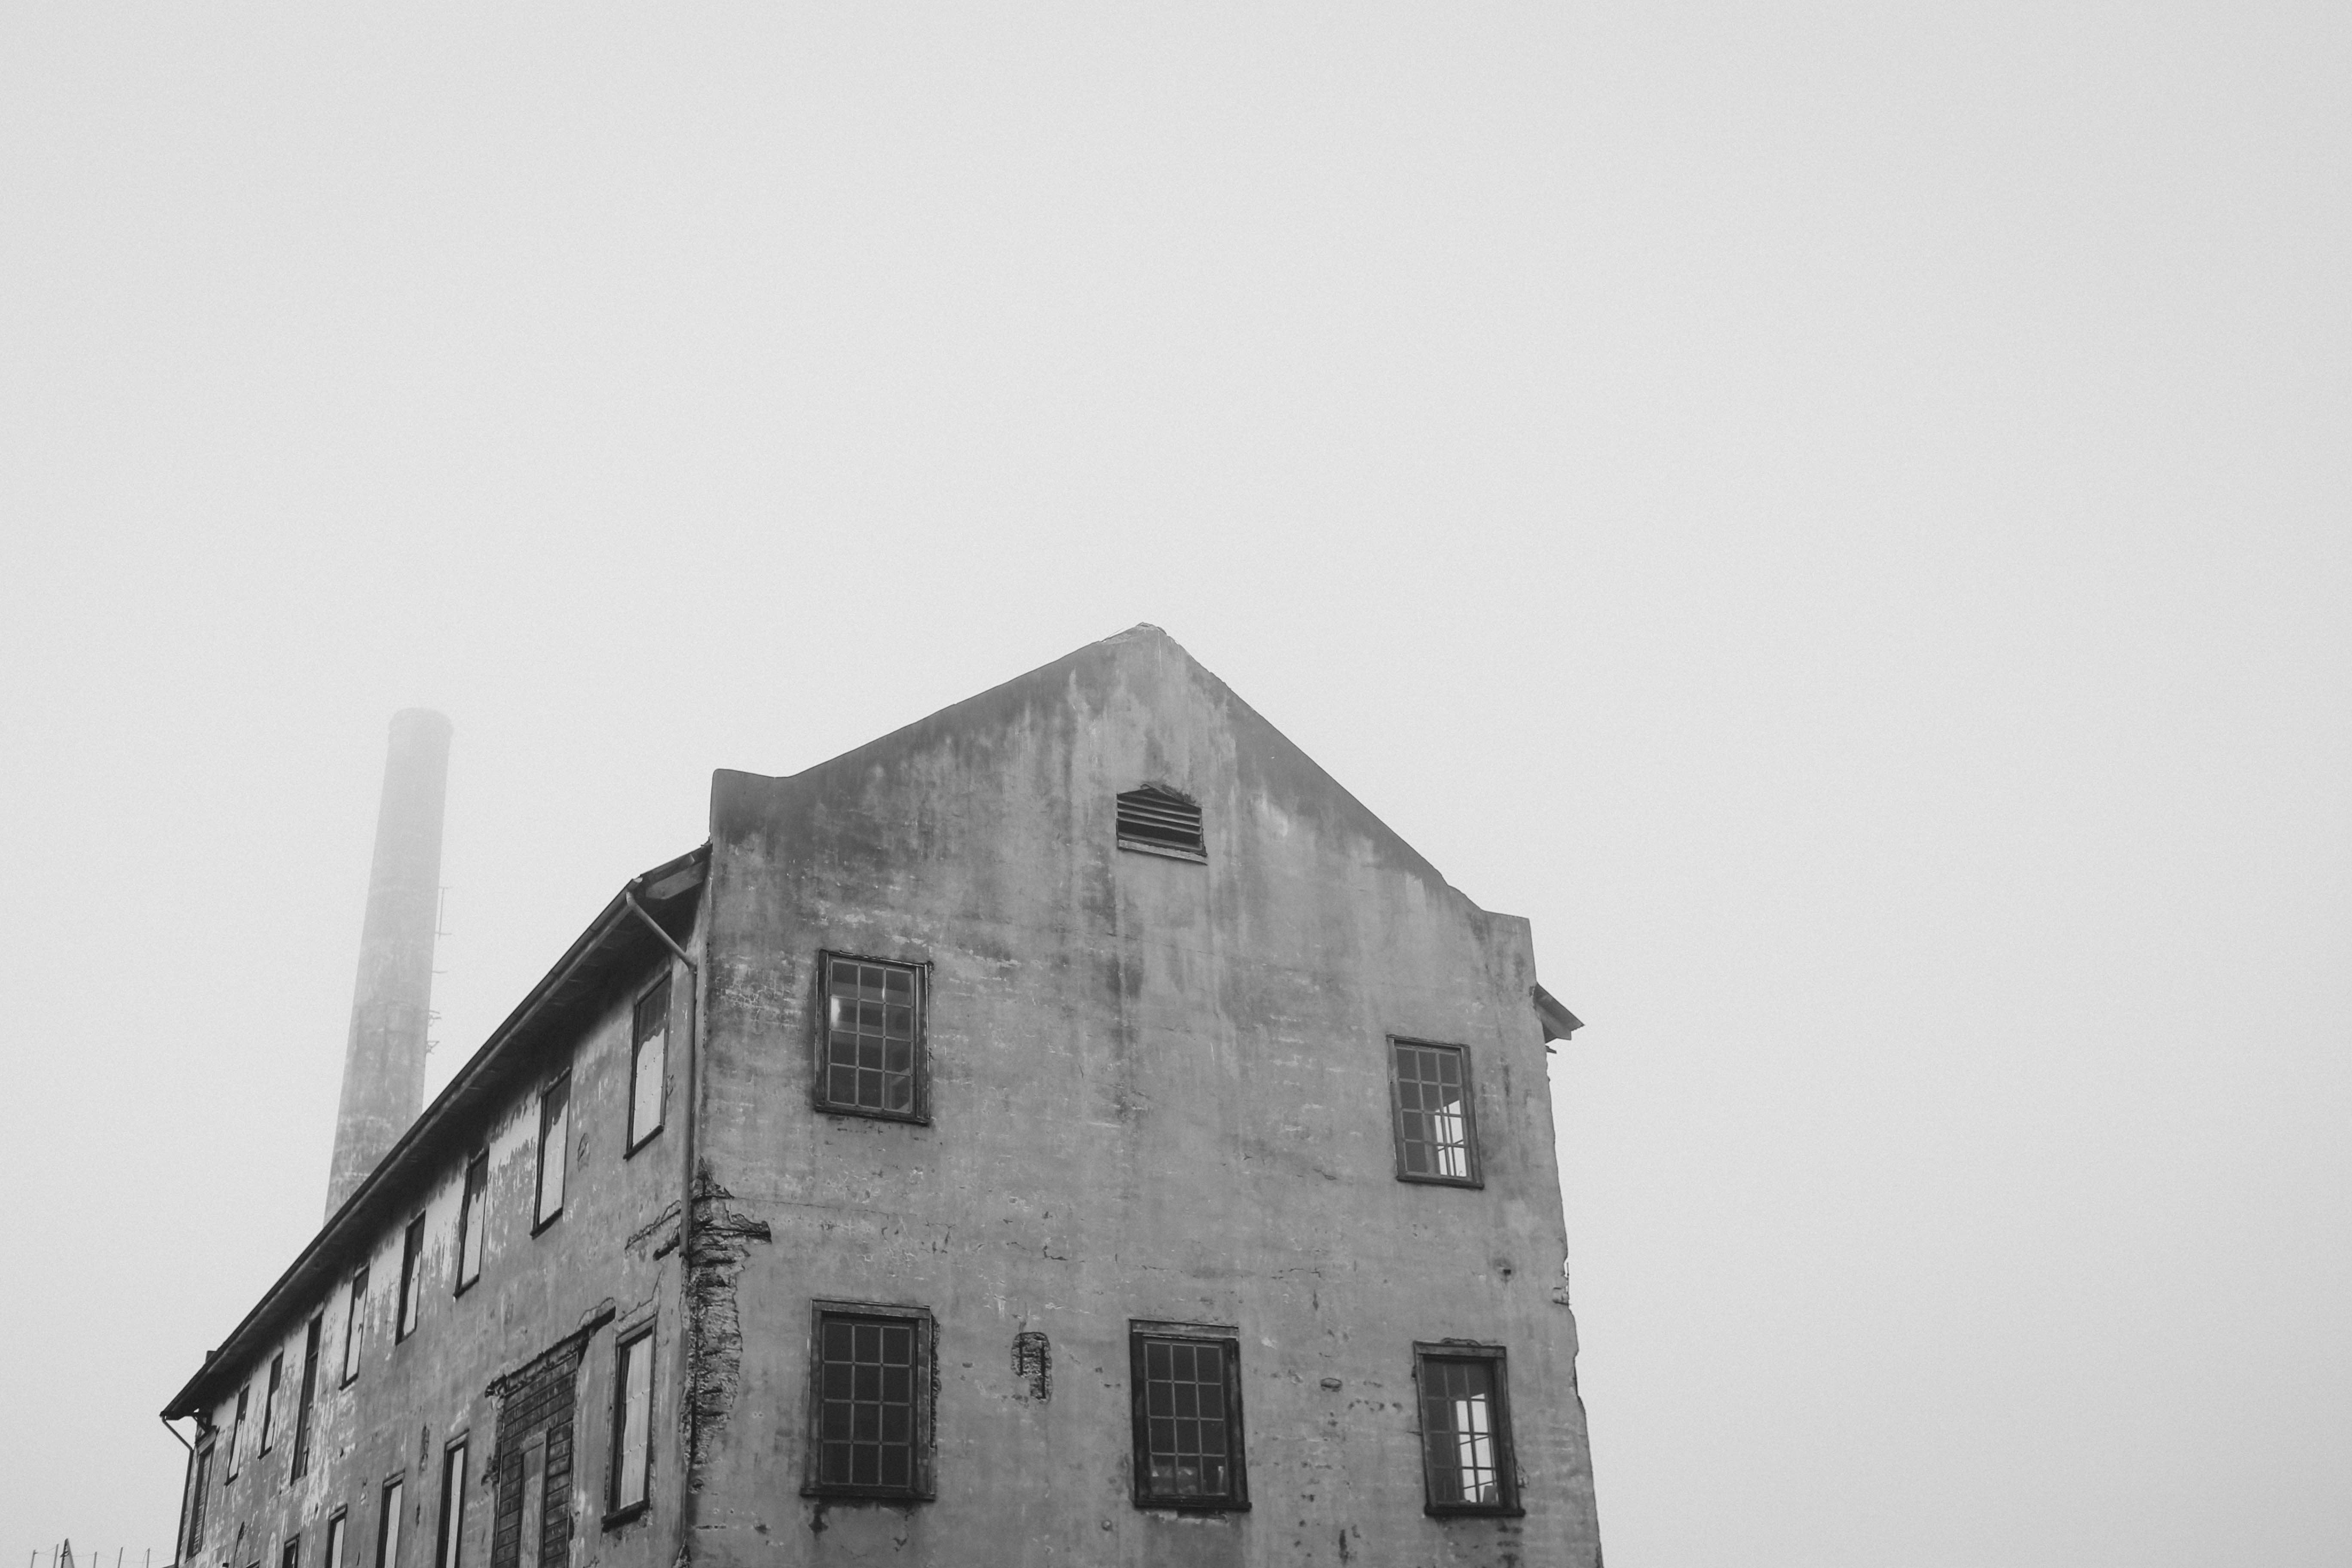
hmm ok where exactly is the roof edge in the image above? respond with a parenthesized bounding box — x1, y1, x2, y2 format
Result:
(162, 844, 709, 1421)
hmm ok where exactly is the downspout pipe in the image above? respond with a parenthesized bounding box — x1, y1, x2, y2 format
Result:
(161, 1417, 192, 1568)
(623, 885, 700, 1567)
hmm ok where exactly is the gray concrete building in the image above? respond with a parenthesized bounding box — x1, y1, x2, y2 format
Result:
(165, 625, 1603, 1568)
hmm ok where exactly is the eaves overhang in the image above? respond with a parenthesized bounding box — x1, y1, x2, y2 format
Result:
(1533, 983, 1584, 1045)
(162, 844, 710, 1422)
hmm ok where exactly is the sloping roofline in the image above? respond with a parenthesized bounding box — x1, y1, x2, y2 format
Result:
(162, 845, 709, 1421)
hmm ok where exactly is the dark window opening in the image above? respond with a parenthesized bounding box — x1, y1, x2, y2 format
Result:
(815, 956, 925, 1121)
(1116, 785, 1205, 861)
(1128, 1322, 1248, 1510)
(291, 1316, 322, 1477)
(535, 1075, 570, 1230)
(1390, 1039, 1482, 1187)
(281, 1536, 300, 1568)
(805, 1302, 934, 1501)
(184, 1441, 213, 1554)
(397, 1214, 427, 1341)
(628, 977, 670, 1154)
(1414, 1344, 1522, 1516)
(456, 1154, 487, 1293)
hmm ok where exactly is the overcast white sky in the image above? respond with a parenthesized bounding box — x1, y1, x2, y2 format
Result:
(3, 5, 2346, 1565)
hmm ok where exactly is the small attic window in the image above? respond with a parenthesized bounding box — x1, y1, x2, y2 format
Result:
(1117, 785, 1205, 862)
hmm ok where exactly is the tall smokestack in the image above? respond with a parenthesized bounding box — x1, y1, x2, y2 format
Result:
(326, 708, 452, 1217)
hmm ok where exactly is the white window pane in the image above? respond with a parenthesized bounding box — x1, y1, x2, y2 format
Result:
(633, 1028, 664, 1144)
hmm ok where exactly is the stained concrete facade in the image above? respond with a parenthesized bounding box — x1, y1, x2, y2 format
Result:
(168, 626, 1601, 1568)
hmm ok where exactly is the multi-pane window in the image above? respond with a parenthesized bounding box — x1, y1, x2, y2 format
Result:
(341, 1267, 368, 1384)
(610, 1328, 654, 1515)
(455, 1155, 487, 1293)
(628, 979, 668, 1152)
(227, 1384, 248, 1480)
(805, 1302, 934, 1500)
(397, 1214, 426, 1340)
(816, 957, 924, 1120)
(535, 1075, 570, 1229)
(1413, 1344, 1521, 1515)
(377, 1479, 404, 1568)
(260, 1354, 283, 1453)
(435, 1439, 467, 1568)
(323, 1512, 346, 1568)
(1128, 1323, 1249, 1510)
(1390, 1039, 1481, 1186)
(291, 1316, 322, 1477)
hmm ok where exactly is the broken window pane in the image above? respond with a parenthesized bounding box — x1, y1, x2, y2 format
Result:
(1415, 1349, 1518, 1513)
(1392, 1041, 1478, 1183)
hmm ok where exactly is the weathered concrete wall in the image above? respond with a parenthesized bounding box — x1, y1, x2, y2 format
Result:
(697, 628, 1601, 1567)
(186, 949, 691, 1568)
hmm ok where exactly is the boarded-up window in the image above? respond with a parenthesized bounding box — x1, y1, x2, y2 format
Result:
(535, 1076, 570, 1228)
(376, 1478, 404, 1568)
(260, 1354, 282, 1453)
(456, 1155, 487, 1292)
(341, 1268, 368, 1384)
(610, 1329, 653, 1513)
(435, 1439, 468, 1568)
(628, 979, 668, 1152)
(397, 1214, 426, 1340)
(291, 1316, 322, 1476)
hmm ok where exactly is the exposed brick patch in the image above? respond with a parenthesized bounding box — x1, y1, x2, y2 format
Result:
(685, 1169, 771, 1490)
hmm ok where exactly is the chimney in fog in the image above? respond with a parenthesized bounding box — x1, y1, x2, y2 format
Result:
(325, 708, 452, 1217)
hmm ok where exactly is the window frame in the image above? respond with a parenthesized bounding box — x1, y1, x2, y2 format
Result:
(533, 1072, 570, 1234)
(606, 1324, 656, 1523)
(376, 1477, 404, 1568)
(454, 1153, 487, 1295)
(280, 1535, 300, 1568)
(811, 953, 930, 1125)
(434, 1437, 468, 1568)
(396, 1213, 426, 1341)
(291, 1315, 322, 1477)
(625, 976, 671, 1156)
(185, 1436, 214, 1555)
(800, 1299, 937, 1503)
(226, 1384, 248, 1481)
(1387, 1037, 1485, 1189)
(323, 1510, 346, 1568)
(260, 1352, 283, 1454)
(1127, 1319, 1250, 1513)
(341, 1267, 368, 1387)
(1411, 1341, 1523, 1517)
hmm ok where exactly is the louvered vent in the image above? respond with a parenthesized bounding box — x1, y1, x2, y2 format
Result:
(1116, 785, 1205, 861)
